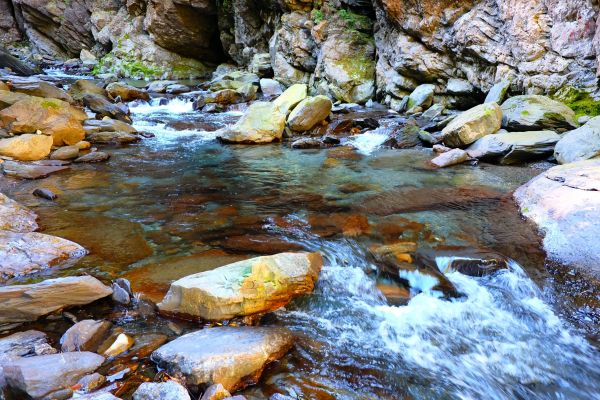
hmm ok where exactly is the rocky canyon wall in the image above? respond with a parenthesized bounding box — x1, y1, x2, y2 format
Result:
(0, 0, 598, 104)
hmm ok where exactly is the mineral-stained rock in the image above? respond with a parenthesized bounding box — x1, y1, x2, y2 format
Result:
(0, 231, 87, 282)
(0, 192, 38, 232)
(441, 103, 502, 148)
(60, 319, 112, 352)
(287, 95, 332, 132)
(0, 276, 112, 323)
(217, 102, 286, 144)
(501, 95, 577, 133)
(158, 252, 323, 320)
(554, 116, 600, 164)
(3, 352, 105, 399)
(467, 130, 560, 164)
(151, 326, 294, 391)
(514, 159, 600, 273)
(133, 380, 191, 400)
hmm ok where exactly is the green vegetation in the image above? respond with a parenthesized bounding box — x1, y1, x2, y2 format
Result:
(40, 99, 60, 110)
(311, 9, 324, 23)
(552, 86, 600, 119)
(336, 9, 372, 31)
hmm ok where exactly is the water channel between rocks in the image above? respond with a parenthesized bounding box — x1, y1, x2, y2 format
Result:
(2, 80, 600, 400)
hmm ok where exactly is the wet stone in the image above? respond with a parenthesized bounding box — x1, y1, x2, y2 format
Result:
(33, 188, 58, 201)
(76, 373, 106, 393)
(60, 319, 112, 352)
(74, 151, 111, 163)
(2, 161, 69, 179)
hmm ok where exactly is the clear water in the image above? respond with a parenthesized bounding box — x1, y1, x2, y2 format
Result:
(2, 96, 600, 400)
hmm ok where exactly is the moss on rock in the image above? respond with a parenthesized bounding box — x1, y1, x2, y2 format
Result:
(552, 86, 600, 119)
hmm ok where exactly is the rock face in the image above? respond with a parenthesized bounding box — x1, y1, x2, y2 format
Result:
(133, 381, 191, 400)
(217, 102, 287, 144)
(441, 103, 503, 148)
(501, 95, 578, 132)
(158, 252, 323, 320)
(554, 116, 600, 164)
(151, 326, 294, 391)
(515, 159, 600, 273)
(0, 193, 38, 233)
(3, 352, 105, 398)
(0, 231, 87, 282)
(0, 133, 53, 161)
(0, 276, 112, 323)
(287, 95, 332, 132)
(467, 130, 561, 164)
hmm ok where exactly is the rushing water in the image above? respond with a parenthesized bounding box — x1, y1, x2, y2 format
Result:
(3, 91, 600, 399)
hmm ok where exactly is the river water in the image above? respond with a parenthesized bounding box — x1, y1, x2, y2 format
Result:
(2, 82, 600, 399)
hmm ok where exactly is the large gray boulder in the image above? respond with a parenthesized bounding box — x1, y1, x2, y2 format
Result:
(554, 116, 600, 164)
(406, 84, 435, 112)
(467, 130, 560, 164)
(501, 95, 577, 132)
(158, 252, 323, 320)
(484, 80, 511, 104)
(441, 103, 503, 147)
(151, 327, 294, 391)
(0, 276, 112, 323)
(514, 159, 600, 273)
(3, 352, 105, 398)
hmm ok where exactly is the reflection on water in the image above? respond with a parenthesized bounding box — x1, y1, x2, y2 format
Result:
(2, 97, 600, 399)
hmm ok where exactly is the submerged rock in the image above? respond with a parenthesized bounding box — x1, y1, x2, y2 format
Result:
(515, 159, 600, 273)
(60, 319, 112, 352)
(0, 193, 38, 232)
(217, 102, 286, 144)
(0, 276, 112, 323)
(441, 103, 502, 148)
(501, 95, 577, 132)
(158, 252, 323, 320)
(3, 352, 105, 398)
(467, 130, 560, 164)
(133, 381, 191, 400)
(0, 231, 87, 282)
(287, 95, 332, 132)
(554, 116, 600, 164)
(151, 326, 294, 391)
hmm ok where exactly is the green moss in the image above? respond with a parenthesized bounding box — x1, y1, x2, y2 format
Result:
(552, 86, 600, 119)
(40, 99, 61, 109)
(311, 9, 324, 23)
(336, 9, 372, 31)
(338, 55, 375, 82)
(521, 110, 530, 116)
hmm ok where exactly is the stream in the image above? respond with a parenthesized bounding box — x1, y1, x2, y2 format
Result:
(2, 75, 600, 399)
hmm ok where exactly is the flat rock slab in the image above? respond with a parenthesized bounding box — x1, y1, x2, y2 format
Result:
(0, 231, 87, 282)
(158, 252, 323, 320)
(151, 326, 294, 391)
(515, 158, 600, 273)
(2, 160, 69, 179)
(3, 352, 105, 398)
(467, 130, 560, 164)
(0, 193, 38, 232)
(0, 330, 53, 359)
(0, 276, 112, 323)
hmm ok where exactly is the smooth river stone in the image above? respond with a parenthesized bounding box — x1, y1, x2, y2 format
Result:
(3, 352, 105, 398)
(0, 231, 87, 282)
(0, 276, 113, 323)
(151, 326, 294, 391)
(0, 192, 38, 232)
(157, 252, 323, 320)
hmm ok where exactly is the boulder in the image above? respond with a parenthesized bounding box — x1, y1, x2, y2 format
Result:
(11, 81, 73, 104)
(0, 231, 87, 282)
(554, 116, 600, 164)
(106, 82, 150, 102)
(441, 103, 503, 148)
(406, 84, 435, 112)
(60, 319, 112, 352)
(158, 252, 323, 320)
(484, 80, 511, 104)
(86, 131, 140, 144)
(0, 330, 54, 359)
(69, 80, 107, 101)
(74, 151, 110, 163)
(133, 381, 191, 400)
(83, 118, 137, 134)
(166, 84, 191, 95)
(76, 373, 106, 393)
(0, 276, 112, 323)
(50, 145, 80, 160)
(0, 90, 30, 110)
(446, 79, 475, 95)
(147, 81, 177, 93)
(217, 102, 286, 144)
(0, 133, 53, 161)
(467, 130, 560, 164)
(291, 137, 324, 149)
(260, 79, 283, 97)
(151, 327, 294, 391)
(514, 159, 600, 273)
(430, 148, 469, 168)
(82, 94, 131, 123)
(0, 97, 87, 146)
(2, 160, 69, 179)
(80, 49, 97, 67)
(103, 333, 135, 357)
(501, 95, 577, 132)
(3, 352, 105, 398)
(287, 96, 332, 132)
(273, 84, 307, 114)
(0, 193, 38, 233)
